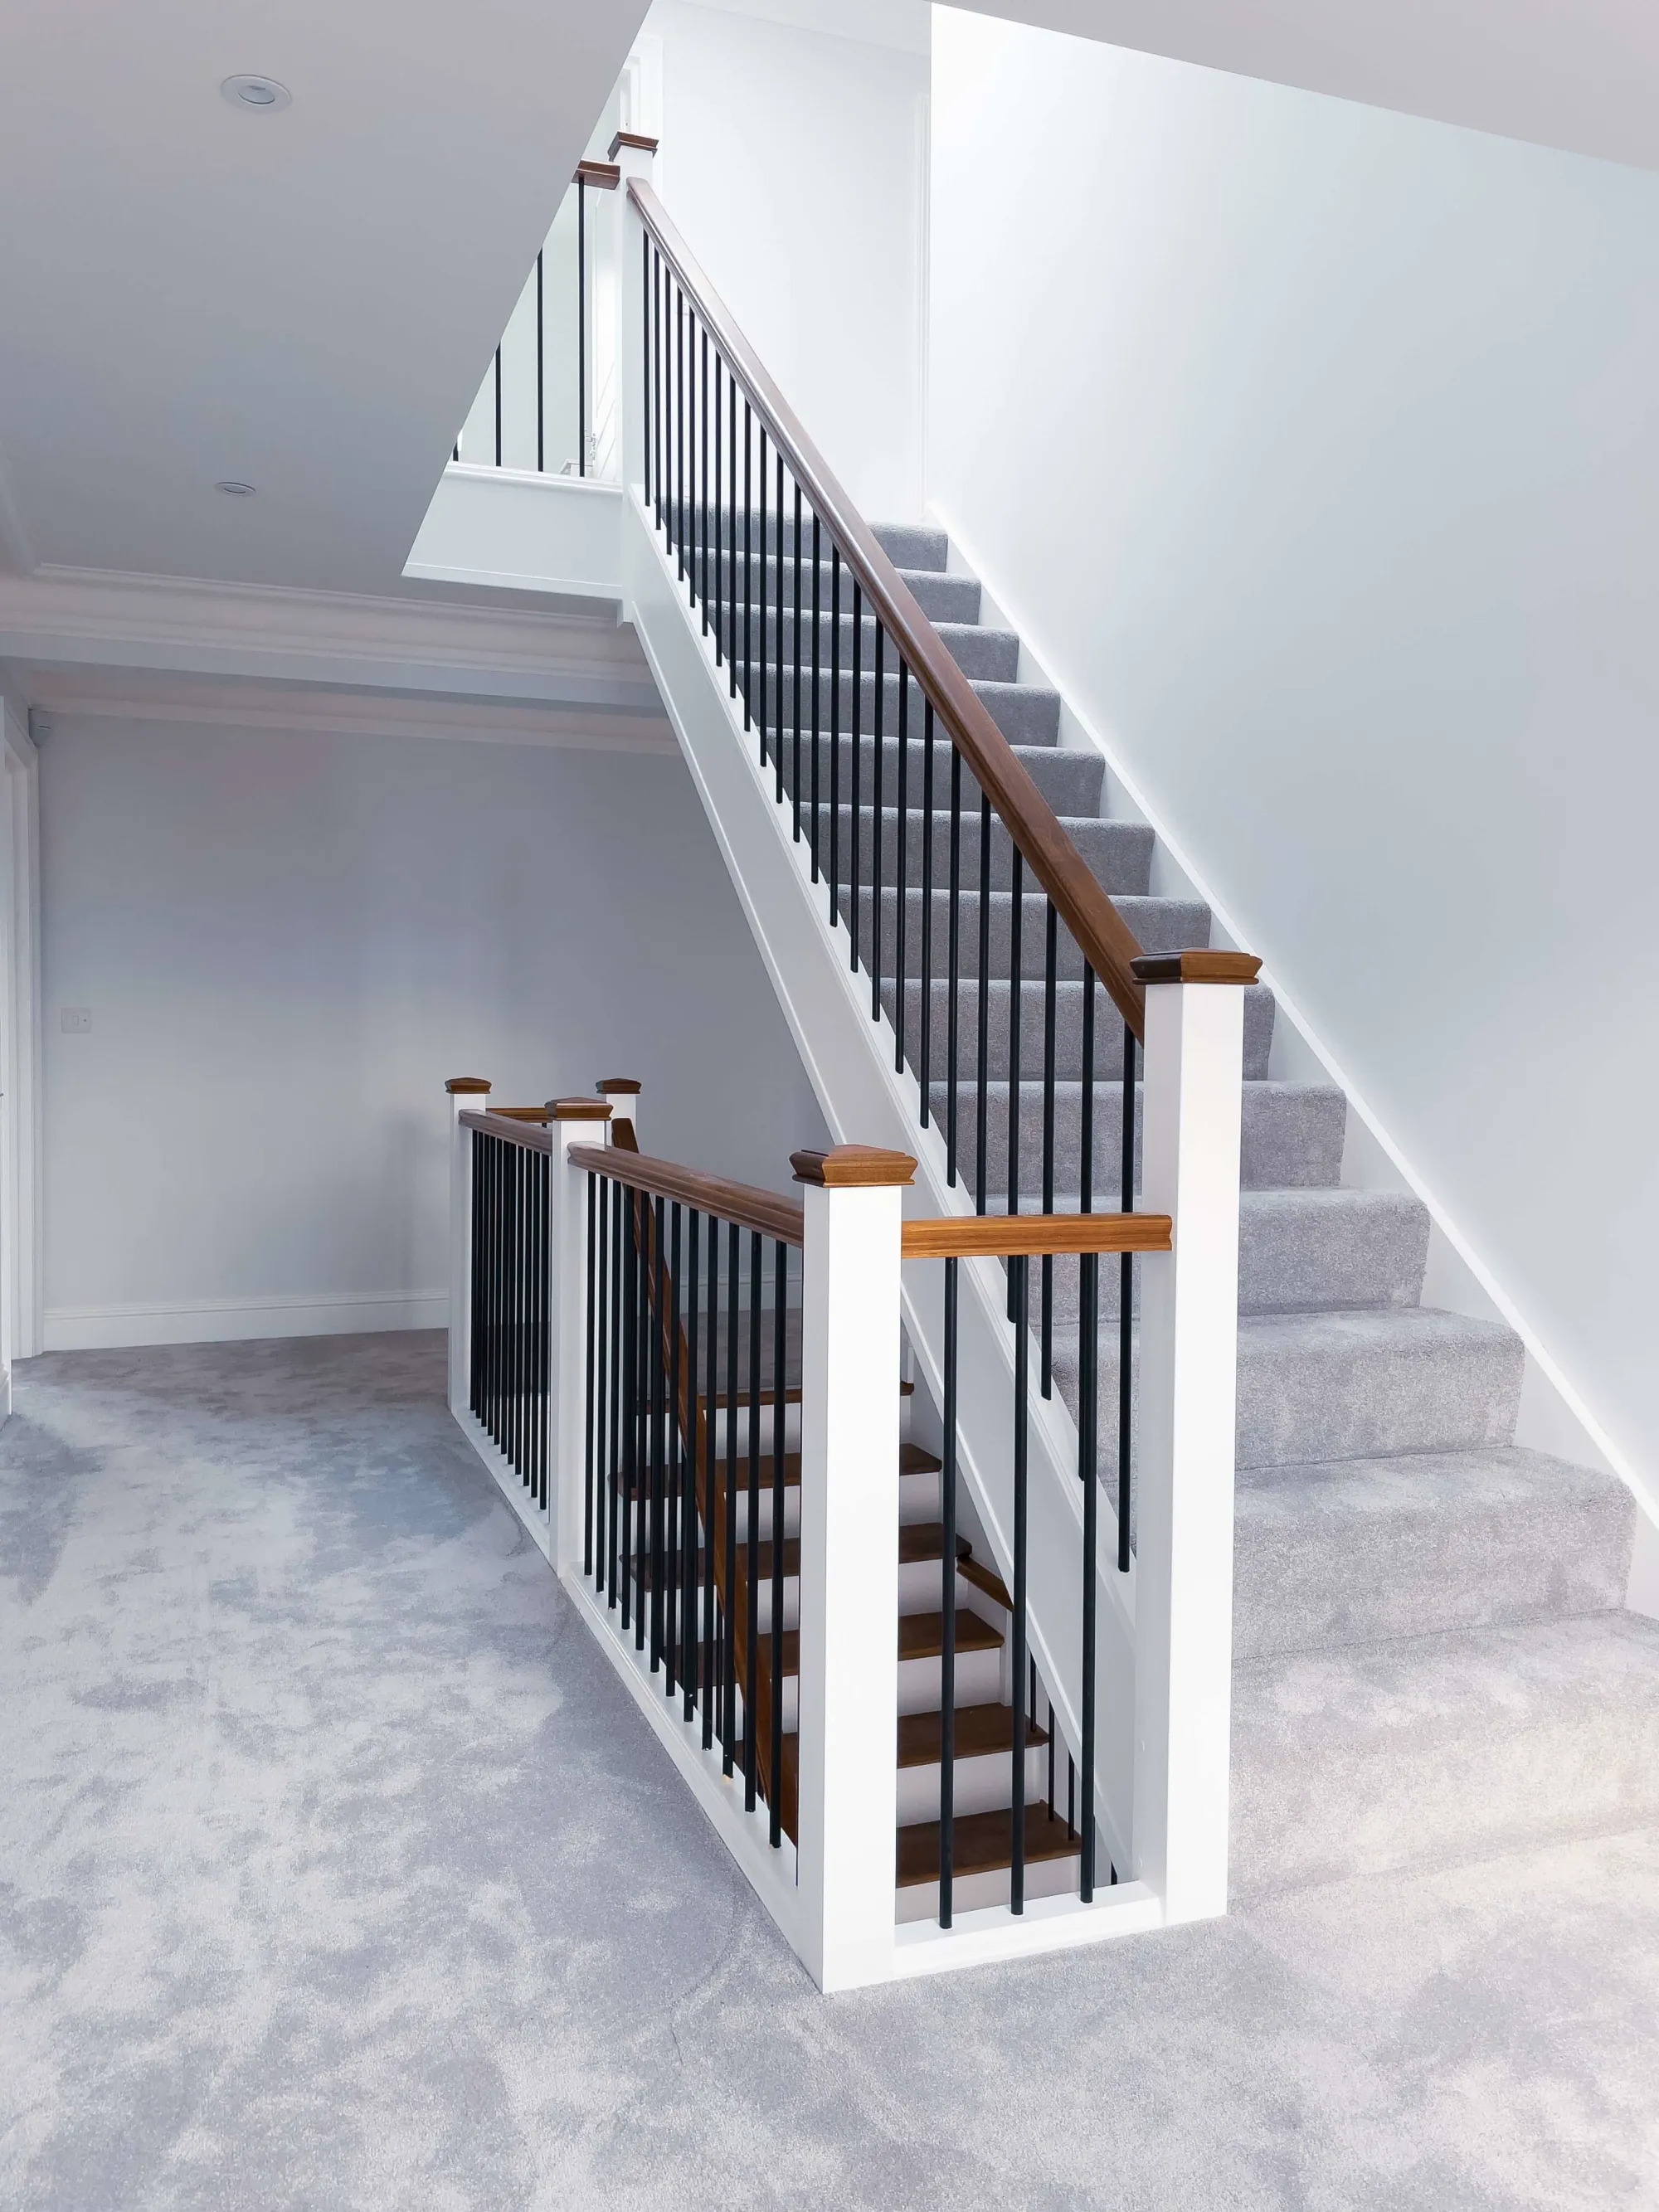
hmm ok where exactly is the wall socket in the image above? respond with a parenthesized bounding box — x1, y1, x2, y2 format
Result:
(60, 1007, 91, 1033)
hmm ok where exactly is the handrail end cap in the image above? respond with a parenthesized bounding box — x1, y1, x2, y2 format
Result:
(1131, 950, 1262, 986)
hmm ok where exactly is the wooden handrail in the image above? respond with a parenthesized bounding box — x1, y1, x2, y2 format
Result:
(629, 176, 1150, 1040)
(459, 1108, 554, 1152)
(567, 1143, 805, 1247)
(902, 1212, 1172, 1258)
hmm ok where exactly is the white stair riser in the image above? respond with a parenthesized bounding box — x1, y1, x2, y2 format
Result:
(895, 1744, 1050, 1825)
(898, 1646, 1004, 1717)
(895, 1853, 1082, 1925)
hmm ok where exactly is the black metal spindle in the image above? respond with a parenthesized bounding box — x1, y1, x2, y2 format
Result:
(666, 1201, 683, 1694)
(1079, 1243, 1100, 1900)
(536, 248, 545, 476)
(791, 485, 802, 841)
(684, 1209, 702, 1719)
(620, 1188, 636, 1632)
(742, 399, 753, 732)
(745, 1231, 761, 1811)
(713, 356, 723, 666)
(1041, 902, 1058, 1395)
(703, 1212, 719, 1749)
(871, 622, 884, 1017)
(610, 1178, 624, 1606)
(829, 547, 841, 921)
(651, 1196, 669, 1669)
(947, 749, 962, 1185)
(1119, 1022, 1136, 1573)
(723, 1220, 740, 1770)
(758, 425, 768, 767)
(975, 795, 991, 1213)
(940, 1256, 958, 1928)
(1010, 1252, 1029, 1915)
(810, 514, 821, 878)
(699, 330, 710, 631)
(653, 250, 663, 528)
(1008, 853, 1024, 1255)
(770, 1237, 787, 1849)
(494, 345, 502, 469)
(920, 701, 935, 1122)
(895, 658, 909, 1077)
(775, 450, 786, 804)
(592, 1168, 607, 1581)
(675, 289, 685, 579)
(727, 374, 738, 693)
(849, 581, 863, 968)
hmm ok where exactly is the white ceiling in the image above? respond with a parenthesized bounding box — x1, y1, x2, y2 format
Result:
(946, 0, 1659, 173)
(0, 0, 648, 592)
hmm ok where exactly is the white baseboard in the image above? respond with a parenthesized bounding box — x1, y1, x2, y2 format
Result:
(42, 1289, 447, 1351)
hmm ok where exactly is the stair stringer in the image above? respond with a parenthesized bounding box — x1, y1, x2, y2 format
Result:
(622, 489, 1140, 1882)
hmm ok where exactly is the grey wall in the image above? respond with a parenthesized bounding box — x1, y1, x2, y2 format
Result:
(928, 11, 1659, 1495)
(39, 712, 825, 1344)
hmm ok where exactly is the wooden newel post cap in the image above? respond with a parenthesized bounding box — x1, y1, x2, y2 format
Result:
(596, 1077, 642, 1096)
(609, 130, 659, 159)
(545, 1097, 613, 1121)
(1130, 952, 1262, 985)
(790, 1145, 917, 1189)
(445, 1077, 492, 1095)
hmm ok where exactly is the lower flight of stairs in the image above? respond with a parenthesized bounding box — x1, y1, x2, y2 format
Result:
(703, 520, 1659, 1911)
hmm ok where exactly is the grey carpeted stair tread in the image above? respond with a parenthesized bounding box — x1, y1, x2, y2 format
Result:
(1233, 1307, 1524, 1468)
(806, 805, 1154, 897)
(941, 1079, 1345, 1198)
(780, 732, 1105, 818)
(745, 608, 1019, 681)
(1050, 1305, 1524, 1476)
(759, 664, 1061, 747)
(885, 976, 1273, 1083)
(1233, 1446, 1636, 1662)
(1229, 1609, 1659, 1896)
(854, 886, 1209, 980)
(872, 523, 949, 571)
(713, 561, 981, 625)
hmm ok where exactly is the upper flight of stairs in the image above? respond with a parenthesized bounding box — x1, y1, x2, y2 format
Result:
(701, 521, 1659, 1912)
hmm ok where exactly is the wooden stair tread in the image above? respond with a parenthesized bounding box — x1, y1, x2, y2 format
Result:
(702, 1607, 1000, 1684)
(697, 1379, 915, 1412)
(695, 1439, 941, 1488)
(896, 1702, 1048, 1768)
(897, 1804, 1081, 1887)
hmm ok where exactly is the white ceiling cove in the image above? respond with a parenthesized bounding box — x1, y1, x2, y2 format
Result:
(946, 0, 1659, 173)
(0, 0, 648, 592)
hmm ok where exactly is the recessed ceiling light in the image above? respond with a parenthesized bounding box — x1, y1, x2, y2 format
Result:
(215, 480, 256, 497)
(221, 75, 291, 112)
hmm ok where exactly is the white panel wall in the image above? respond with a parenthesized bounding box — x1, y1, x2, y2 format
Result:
(645, 0, 930, 521)
(39, 713, 826, 1346)
(928, 11, 1659, 1491)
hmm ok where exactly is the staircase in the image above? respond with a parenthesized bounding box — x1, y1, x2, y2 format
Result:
(704, 518, 1659, 1901)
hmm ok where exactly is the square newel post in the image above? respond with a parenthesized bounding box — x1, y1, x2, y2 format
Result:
(611, 132, 659, 499)
(545, 1098, 615, 1574)
(596, 1076, 641, 1151)
(445, 1078, 492, 1420)
(1127, 951, 1260, 1923)
(791, 1143, 917, 1992)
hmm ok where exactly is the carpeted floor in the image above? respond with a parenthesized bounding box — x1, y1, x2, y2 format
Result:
(2, 1332, 1655, 2211)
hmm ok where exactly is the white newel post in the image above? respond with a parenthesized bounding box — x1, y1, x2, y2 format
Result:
(1129, 952, 1258, 1923)
(611, 132, 658, 498)
(445, 1077, 493, 1418)
(546, 1097, 615, 1573)
(596, 1076, 642, 1150)
(791, 1143, 916, 1992)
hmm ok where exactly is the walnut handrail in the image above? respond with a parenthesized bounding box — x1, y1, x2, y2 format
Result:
(566, 1143, 805, 1248)
(628, 176, 1149, 1039)
(901, 1213, 1172, 1259)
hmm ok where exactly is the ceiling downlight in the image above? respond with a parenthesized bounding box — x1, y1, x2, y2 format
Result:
(221, 75, 291, 113)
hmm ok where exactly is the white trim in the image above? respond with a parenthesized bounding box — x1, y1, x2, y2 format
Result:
(0, 702, 42, 1363)
(43, 1288, 446, 1352)
(0, 562, 661, 714)
(930, 499, 1659, 1553)
(15, 671, 674, 755)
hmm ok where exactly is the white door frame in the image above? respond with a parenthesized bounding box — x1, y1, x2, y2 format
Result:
(0, 700, 44, 1403)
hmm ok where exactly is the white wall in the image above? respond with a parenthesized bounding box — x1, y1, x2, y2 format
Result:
(928, 11, 1659, 1493)
(38, 712, 826, 1346)
(644, 0, 930, 521)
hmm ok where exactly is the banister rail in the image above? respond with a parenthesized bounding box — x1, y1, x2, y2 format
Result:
(567, 1142, 805, 1248)
(629, 177, 1148, 1039)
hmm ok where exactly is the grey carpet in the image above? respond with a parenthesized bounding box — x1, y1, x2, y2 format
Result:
(4, 1334, 1657, 2211)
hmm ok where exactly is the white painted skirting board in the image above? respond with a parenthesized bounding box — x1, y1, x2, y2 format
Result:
(44, 1289, 446, 1351)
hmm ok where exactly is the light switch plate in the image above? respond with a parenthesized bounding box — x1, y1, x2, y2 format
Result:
(60, 1007, 91, 1033)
